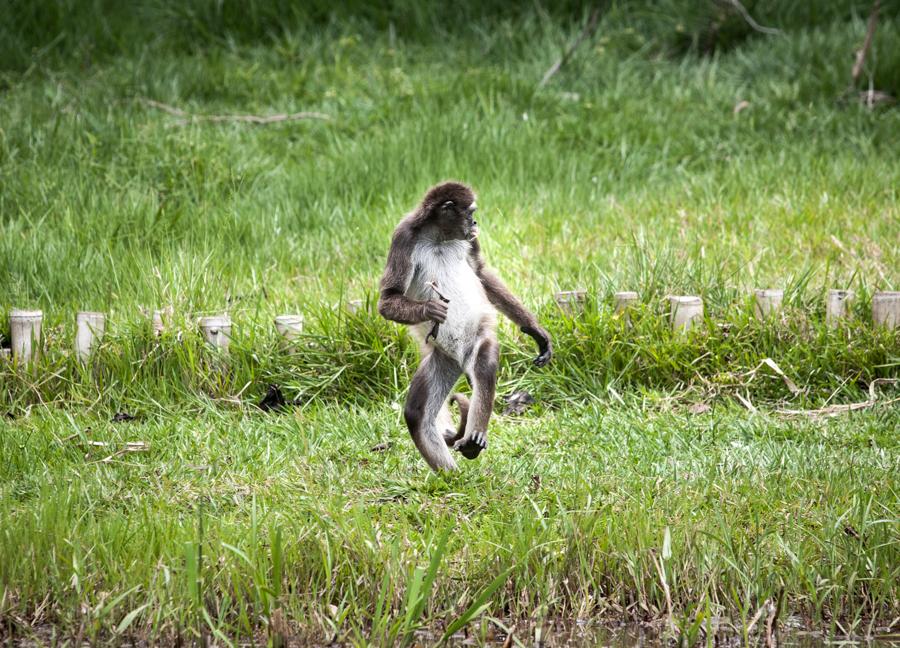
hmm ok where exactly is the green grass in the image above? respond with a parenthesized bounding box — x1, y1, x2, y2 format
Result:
(1, 404, 898, 644)
(1, 0, 899, 644)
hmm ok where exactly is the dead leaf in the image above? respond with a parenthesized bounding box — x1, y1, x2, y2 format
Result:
(760, 358, 800, 395)
(688, 402, 711, 415)
(735, 392, 757, 412)
(503, 391, 535, 415)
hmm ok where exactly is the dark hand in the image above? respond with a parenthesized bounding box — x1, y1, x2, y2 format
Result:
(422, 299, 448, 323)
(522, 326, 552, 367)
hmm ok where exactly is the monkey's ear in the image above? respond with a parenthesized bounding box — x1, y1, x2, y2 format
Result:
(441, 200, 455, 209)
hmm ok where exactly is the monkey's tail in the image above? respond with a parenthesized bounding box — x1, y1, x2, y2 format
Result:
(450, 393, 470, 441)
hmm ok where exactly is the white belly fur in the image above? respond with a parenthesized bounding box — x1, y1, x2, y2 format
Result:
(407, 239, 496, 367)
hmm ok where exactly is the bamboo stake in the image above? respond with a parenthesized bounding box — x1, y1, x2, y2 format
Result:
(754, 289, 783, 320)
(670, 296, 703, 332)
(825, 289, 854, 327)
(613, 291, 639, 314)
(199, 315, 232, 352)
(9, 309, 43, 364)
(75, 311, 106, 362)
(872, 291, 900, 329)
(274, 314, 304, 342)
(555, 290, 587, 315)
(151, 308, 173, 336)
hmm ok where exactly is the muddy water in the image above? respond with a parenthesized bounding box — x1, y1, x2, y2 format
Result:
(436, 619, 900, 647)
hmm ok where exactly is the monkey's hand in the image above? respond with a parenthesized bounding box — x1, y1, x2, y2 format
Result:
(422, 299, 448, 323)
(522, 325, 552, 367)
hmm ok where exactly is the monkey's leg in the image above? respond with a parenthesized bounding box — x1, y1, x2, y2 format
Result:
(454, 338, 498, 460)
(404, 351, 462, 471)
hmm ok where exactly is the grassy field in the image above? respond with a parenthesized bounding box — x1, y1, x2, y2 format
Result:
(1, 0, 899, 645)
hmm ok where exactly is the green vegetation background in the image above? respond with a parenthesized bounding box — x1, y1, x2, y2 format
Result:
(0, 1, 898, 645)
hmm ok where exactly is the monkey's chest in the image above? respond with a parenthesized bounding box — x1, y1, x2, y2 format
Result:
(408, 242, 495, 360)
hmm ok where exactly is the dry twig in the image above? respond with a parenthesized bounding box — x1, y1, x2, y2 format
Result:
(851, 0, 880, 87)
(745, 599, 771, 636)
(140, 98, 331, 125)
(765, 589, 783, 648)
(650, 550, 677, 636)
(725, 0, 781, 36)
(501, 626, 516, 648)
(537, 4, 605, 89)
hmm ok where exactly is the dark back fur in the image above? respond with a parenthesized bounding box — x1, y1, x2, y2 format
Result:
(421, 181, 475, 215)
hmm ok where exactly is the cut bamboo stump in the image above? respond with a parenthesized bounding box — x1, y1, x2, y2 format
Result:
(151, 309, 169, 336)
(555, 290, 587, 315)
(754, 289, 783, 320)
(825, 289, 854, 327)
(669, 296, 703, 332)
(75, 311, 106, 362)
(199, 315, 232, 352)
(10, 309, 43, 363)
(872, 291, 900, 329)
(613, 291, 639, 315)
(346, 299, 364, 314)
(274, 314, 304, 342)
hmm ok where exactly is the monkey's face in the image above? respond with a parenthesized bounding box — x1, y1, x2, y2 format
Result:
(422, 181, 478, 242)
(436, 200, 478, 241)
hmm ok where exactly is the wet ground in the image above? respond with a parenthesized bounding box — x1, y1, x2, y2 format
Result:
(434, 618, 900, 647)
(5, 618, 899, 646)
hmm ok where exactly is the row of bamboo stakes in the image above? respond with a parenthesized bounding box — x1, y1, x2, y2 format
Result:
(558, 289, 899, 328)
(2, 291, 898, 363)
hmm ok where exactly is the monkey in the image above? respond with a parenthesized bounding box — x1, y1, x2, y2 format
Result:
(377, 181, 552, 471)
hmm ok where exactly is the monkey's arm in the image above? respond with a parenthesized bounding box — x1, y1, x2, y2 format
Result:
(478, 267, 553, 367)
(377, 227, 447, 325)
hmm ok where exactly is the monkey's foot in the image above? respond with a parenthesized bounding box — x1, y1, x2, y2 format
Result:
(454, 432, 487, 460)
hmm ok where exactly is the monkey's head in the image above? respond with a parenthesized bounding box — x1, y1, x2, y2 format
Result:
(421, 181, 478, 242)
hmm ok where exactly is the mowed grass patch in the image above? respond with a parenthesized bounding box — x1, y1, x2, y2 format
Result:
(0, 403, 897, 643)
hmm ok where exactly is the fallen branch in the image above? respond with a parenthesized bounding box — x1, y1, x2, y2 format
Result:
(777, 379, 898, 419)
(140, 98, 331, 125)
(537, 4, 604, 90)
(851, 0, 880, 87)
